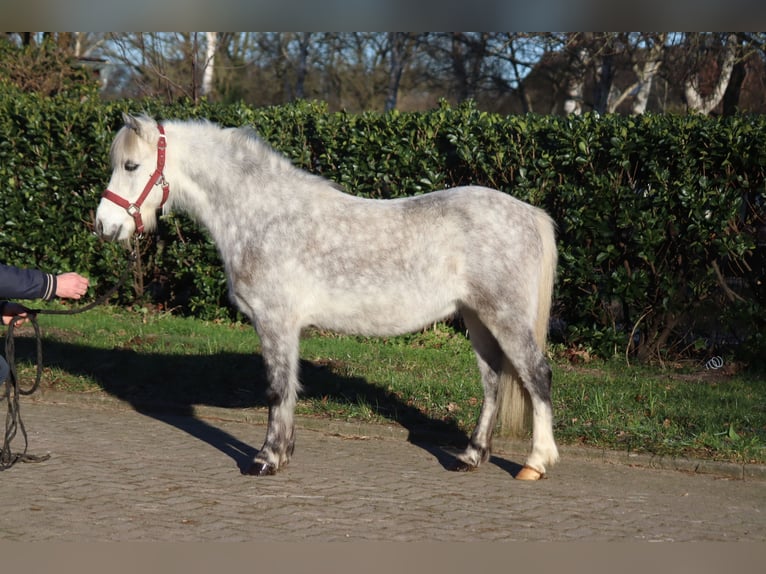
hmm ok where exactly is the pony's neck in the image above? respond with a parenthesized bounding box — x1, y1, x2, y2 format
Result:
(162, 123, 309, 246)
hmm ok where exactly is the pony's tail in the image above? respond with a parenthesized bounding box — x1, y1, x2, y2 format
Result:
(497, 208, 557, 438)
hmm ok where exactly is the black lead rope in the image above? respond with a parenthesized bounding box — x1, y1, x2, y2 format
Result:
(0, 252, 136, 471)
(0, 314, 47, 469)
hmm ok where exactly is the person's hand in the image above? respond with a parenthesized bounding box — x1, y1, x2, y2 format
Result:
(55, 272, 90, 299)
(1, 302, 29, 326)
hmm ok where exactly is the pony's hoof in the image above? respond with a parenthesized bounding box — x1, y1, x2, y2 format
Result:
(244, 461, 277, 476)
(450, 460, 478, 472)
(515, 465, 544, 480)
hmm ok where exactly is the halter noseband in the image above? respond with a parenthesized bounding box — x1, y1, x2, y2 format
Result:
(102, 124, 170, 236)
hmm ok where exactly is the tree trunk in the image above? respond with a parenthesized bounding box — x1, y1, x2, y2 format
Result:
(385, 32, 406, 112)
(722, 57, 747, 115)
(451, 33, 470, 102)
(593, 53, 614, 114)
(684, 33, 738, 115)
(631, 35, 665, 114)
(563, 43, 591, 115)
(294, 33, 311, 100)
(631, 59, 661, 114)
(201, 32, 217, 98)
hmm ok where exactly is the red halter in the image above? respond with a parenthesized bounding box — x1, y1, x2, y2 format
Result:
(102, 124, 170, 235)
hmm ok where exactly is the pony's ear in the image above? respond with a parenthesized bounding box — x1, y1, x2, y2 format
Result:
(122, 113, 157, 140)
(123, 112, 140, 132)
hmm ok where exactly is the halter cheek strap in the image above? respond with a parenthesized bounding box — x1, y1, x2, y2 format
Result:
(102, 124, 170, 236)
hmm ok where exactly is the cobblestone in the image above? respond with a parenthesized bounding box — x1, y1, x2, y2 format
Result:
(0, 395, 763, 542)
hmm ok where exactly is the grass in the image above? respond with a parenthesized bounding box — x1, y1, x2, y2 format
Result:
(5, 303, 765, 464)
(553, 361, 765, 463)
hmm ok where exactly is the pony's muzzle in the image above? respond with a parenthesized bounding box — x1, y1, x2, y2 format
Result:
(94, 216, 123, 242)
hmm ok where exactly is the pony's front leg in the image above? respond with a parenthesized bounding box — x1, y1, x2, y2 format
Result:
(453, 310, 502, 471)
(245, 324, 301, 476)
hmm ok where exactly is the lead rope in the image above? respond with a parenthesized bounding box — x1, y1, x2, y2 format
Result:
(0, 251, 136, 471)
(0, 315, 47, 469)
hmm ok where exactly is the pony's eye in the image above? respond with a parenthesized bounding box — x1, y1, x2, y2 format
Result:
(124, 161, 139, 172)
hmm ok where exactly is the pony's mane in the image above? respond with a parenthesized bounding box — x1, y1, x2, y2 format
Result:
(226, 123, 346, 192)
(227, 125, 294, 167)
(110, 117, 345, 192)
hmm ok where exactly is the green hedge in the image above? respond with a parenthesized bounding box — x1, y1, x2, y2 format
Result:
(1, 88, 764, 364)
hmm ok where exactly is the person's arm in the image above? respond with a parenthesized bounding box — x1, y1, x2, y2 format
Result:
(0, 264, 56, 301)
(0, 266, 89, 326)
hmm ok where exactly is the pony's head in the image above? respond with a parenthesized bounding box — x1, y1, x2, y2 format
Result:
(95, 113, 170, 242)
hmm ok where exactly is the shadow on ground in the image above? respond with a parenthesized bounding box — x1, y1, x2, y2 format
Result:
(9, 335, 522, 475)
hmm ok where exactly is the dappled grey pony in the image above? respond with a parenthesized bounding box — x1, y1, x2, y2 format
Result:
(95, 114, 559, 480)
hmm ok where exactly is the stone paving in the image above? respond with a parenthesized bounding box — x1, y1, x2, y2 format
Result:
(0, 395, 763, 542)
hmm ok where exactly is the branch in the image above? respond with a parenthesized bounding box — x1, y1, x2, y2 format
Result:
(711, 260, 747, 303)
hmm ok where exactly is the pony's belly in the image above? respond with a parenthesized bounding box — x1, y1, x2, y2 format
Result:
(308, 296, 459, 337)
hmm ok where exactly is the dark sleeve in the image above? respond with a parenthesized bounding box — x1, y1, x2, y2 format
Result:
(0, 264, 57, 300)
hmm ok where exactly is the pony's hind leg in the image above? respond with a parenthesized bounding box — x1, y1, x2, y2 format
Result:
(520, 360, 558, 478)
(500, 328, 559, 477)
(453, 309, 504, 471)
(245, 322, 301, 476)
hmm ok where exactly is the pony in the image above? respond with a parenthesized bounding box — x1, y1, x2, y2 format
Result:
(95, 114, 559, 480)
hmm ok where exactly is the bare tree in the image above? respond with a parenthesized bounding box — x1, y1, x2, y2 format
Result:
(384, 33, 419, 111)
(629, 33, 667, 114)
(244, 32, 320, 104)
(683, 32, 739, 115)
(591, 33, 668, 115)
(413, 32, 493, 105)
(495, 33, 552, 113)
(201, 32, 217, 98)
(561, 33, 594, 115)
(593, 35, 621, 115)
(102, 33, 207, 102)
(46, 32, 766, 114)
(533, 33, 670, 115)
(293, 32, 312, 100)
(450, 32, 490, 102)
(0, 32, 107, 95)
(721, 32, 766, 115)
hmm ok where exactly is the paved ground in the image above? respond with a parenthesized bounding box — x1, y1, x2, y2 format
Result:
(0, 393, 764, 542)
